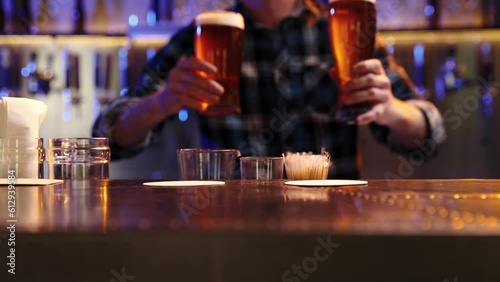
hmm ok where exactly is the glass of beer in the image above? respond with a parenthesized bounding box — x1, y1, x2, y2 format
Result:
(328, 0, 377, 124)
(194, 11, 245, 115)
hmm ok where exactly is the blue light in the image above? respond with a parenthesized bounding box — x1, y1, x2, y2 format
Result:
(330, 8, 335, 15)
(120, 88, 128, 96)
(482, 93, 493, 105)
(118, 47, 128, 58)
(414, 44, 425, 67)
(119, 47, 128, 72)
(178, 109, 189, 122)
(21, 67, 30, 77)
(482, 93, 494, 117)
(387, 44, 395, 54)
(424, 5, 435, 16)
(27, 62, 36, 72)
(0, 88, 9, 99)
(146, 48, 156, 60)
(147, 10, 157, 26)
(196, 26, 202, 36)
(480, 43, 492, 55)
(128, 14, 139, 27)
(62, 88, 73, 121)
(434, 77, 445, 102)
(414, 44, 425, 98)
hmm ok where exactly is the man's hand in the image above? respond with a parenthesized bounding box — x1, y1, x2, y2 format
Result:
(158, 56, 224, 116)
(341, 59, 397, 126)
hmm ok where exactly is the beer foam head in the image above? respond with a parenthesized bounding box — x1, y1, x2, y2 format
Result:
(195, 11, 245, 30)
(329, 0, 375, 3)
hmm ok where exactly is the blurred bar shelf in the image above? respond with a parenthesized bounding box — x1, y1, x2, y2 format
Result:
(3, 28, 500, 47)
(381, 28, 500, 44)
(0, 35, 171, 48)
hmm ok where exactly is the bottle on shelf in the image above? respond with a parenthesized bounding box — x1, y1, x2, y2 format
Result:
(426, 0, 439, 30)
(0, 1, 5, 34)
(65, 52, 81, 105)
(74, 0, 86, 34)
(21, 52, 55, 96)
(66, 54, 79, 89)
(23, 53, 38, 95)
(484, 0, 500, 28)
(0, 48, 10, 97)
(164, 0, 174, 21)
(91, 0, 110, 34)
(377, 0, 430, 30)
(95, 52, 114, 107)
(147, 0, 160, 26)
(38, 54, 55, 96)
(437, 0, 484, 29)
(35, 0, 56, 34)
(109, 0, 124, 33)
(9, 48, 21, 96)
(12, 0, 32, 34)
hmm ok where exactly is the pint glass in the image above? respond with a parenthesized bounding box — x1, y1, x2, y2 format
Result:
(328, 0, 377, 123)
(194, 11, 245, 115)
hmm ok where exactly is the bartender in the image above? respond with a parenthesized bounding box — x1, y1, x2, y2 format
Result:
(92, 0, 445, 179)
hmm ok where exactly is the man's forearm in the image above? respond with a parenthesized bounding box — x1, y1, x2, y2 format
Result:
(384, 99, 428, 148)
(113, 92, 169, 149)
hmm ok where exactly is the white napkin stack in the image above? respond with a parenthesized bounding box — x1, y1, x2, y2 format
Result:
(0, 97, 47, 138)
(0, 97, 48, 178)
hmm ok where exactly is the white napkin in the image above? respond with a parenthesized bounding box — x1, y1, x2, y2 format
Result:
(0, 97, 47, 138)
(0, 97, 47, 178)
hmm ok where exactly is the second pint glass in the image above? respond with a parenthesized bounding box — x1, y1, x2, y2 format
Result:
(328, 0, 377, 123)
(194, 11, 245, 115)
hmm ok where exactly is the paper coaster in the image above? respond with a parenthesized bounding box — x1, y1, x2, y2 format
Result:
(143, 180, 226, 187)
(284, 180, 368, 187)
(0, 178, 64, 186)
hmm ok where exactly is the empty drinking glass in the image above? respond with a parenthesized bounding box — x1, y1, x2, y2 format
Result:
(239, 157, 283, 180)
(0, 138, 44, 178)
(46, 138, 110, 180)
(177, 148, 240, 180)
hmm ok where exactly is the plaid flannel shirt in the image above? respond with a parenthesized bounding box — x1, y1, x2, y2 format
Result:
(93, 2, 445, 179)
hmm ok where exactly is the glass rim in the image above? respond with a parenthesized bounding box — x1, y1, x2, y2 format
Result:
(177, 148, 240, 153)
(48, 137, 109, 147)
(240, 156, 283, 160)
(0, 137, 43, 146)
(48, 137, 108, 141)
(195, 11, 245, 30)
(0, 137, 43, 140)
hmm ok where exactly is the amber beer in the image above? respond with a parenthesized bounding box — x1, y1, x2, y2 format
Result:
(328, 0, 377, 123)
(194, 11, 245, 115)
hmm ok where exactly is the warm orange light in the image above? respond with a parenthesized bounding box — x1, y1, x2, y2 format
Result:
(200, 102, 209, 111)
(452, 218, 465, 230)
(99, 184, 109, 232)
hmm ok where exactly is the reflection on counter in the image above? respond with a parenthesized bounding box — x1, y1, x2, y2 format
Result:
(0, 181, 110, 232)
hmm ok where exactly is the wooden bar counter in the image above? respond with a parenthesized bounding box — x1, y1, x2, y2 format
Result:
(1, 179, 500, 281)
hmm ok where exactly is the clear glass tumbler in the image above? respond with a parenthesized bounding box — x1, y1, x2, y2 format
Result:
(46, 138, 110, 180)
(239, 157, 284, 180)
(0, 138, 44, 178)
(177, 148, 240, 180)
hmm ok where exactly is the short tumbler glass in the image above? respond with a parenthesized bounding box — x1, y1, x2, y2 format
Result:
(177, 148, 240, 180)
(46, 138, 110, 180)
(0, 138, 44, 178)
(239, 157, 284, 180)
